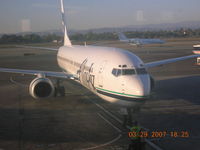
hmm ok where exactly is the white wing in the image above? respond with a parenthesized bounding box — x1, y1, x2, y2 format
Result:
(0, 46, 76, 79)
(145, 54, 200, 68)
(0, 67, 76, 79)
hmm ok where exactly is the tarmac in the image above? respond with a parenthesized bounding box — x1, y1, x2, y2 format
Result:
(0, 39, 200, 150)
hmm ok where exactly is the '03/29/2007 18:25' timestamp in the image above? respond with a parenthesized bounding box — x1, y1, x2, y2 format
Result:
(128, 131, 190, 138)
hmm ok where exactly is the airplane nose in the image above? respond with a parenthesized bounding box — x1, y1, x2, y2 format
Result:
(135, 88, 145, 96)
(131, 75, 150, 97)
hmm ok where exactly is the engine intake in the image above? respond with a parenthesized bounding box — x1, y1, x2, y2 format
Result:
(29, 77, 55, 99)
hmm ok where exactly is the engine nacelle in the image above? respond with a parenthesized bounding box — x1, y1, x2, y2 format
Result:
(29, 77, 55, 99)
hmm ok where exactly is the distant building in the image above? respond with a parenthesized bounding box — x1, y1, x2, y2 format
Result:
(52, 40, 62, 44)
(52, 40, 58, 43)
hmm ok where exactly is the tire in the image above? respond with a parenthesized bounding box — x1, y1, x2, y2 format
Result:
(59, 86, 65, 97)
(54, 87, 58, 97)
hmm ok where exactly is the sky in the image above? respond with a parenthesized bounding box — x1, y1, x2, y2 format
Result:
(0, 0, 200, 34)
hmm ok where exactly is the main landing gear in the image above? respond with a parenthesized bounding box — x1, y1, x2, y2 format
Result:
(54, 79, 65, 97)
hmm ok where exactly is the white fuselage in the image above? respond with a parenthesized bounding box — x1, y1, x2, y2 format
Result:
(57, 45, 151, 107)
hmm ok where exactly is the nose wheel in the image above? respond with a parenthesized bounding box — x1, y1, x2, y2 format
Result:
(120, 107, 140, 127)
(120, 108, 132, 127)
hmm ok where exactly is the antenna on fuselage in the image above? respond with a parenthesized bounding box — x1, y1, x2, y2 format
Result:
(60, 0, 72, 47)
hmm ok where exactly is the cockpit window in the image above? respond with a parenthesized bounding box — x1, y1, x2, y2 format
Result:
(112, 69, 117, 76)
(117, 69, 122, 76)
(112, 68, 147, 76)
(112, 68, 135, 76)
(136, 68, 147, 74)
(122, 69, 136, 75)
(112, 68, 122, 77)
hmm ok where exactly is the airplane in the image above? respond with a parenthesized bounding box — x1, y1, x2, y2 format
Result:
(0, 0, 199, 111)
(193, 44, 200, 65)
(118, 32, 165, 46)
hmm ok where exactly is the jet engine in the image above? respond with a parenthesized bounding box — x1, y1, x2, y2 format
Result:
(29, 77, 55, 99)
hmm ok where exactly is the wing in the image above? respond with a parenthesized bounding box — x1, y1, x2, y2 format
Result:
(139, 39, 165, 44)
(16, 45, 58, 51)
(145, 54, 200, 68)
(0, 46, 77, 79)
(0, 67, 76, 79)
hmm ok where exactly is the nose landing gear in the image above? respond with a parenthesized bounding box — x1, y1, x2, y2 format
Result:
(120, 107, 141, 127)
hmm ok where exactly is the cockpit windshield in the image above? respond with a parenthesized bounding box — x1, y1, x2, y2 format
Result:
(112, 68, 135, 77)
(112, 68, 147, 77)
(122, 69, 136, 75)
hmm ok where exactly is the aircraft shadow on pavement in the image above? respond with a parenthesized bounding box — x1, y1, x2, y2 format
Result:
(154, 75, 200, 105)
(0, 107, 107, 143)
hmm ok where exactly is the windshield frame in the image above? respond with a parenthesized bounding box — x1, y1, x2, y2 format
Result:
(112, 67, 147, 77)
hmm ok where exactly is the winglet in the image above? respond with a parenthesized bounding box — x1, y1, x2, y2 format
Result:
(60, 0, 72, 47)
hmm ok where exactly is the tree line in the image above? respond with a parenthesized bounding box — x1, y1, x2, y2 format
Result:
(1, 28, 200, 44)
(0, 34, 62, 44)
